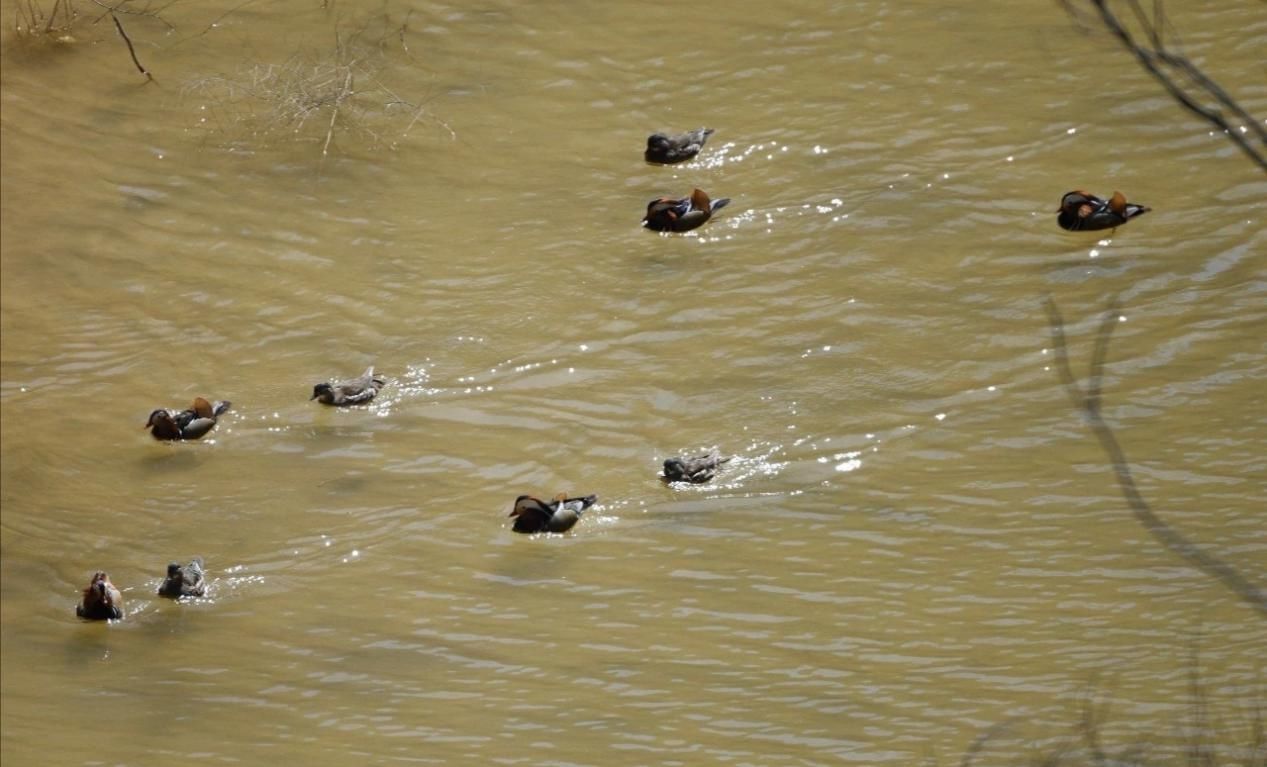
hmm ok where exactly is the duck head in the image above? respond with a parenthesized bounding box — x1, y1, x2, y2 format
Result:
(663, 457, 688, 481)
(86, 571, 117, 607)
(646, 133, 671, 152)
(509, 495, 556, 533)
(145, 409, 182, 440)
(508, 495, 541, 519)
(310, 383, 334, 402)
(1057, 190, 1093, 215)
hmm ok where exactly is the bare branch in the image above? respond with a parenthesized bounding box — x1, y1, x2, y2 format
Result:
(165, 0, 257, 47)
(1064, 0, 1267, 173)
(44, 0, 61, 33)
(322, 68, 353, 156)
(89, 0, 176, 31)
(110, 11, 152, 81)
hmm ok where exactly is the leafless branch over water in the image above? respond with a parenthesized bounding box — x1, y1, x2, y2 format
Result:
(1059, 0, 1267, 173)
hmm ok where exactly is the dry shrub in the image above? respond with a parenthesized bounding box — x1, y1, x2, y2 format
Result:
(183, 10, 452, 156)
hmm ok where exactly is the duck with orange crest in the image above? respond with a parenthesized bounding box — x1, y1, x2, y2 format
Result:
(508, 493, 598, 534)
(1056, 190, 1150, 232)
(643, 188, 731, 232)
(76, 571, 123, 621)
(145, 397, 231, 441)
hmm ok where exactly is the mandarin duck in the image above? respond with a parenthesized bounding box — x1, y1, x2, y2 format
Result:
(145, 397, 231, 441)
(509, 493, 598, 534)
(76, 571, 123, 620)
(1056, 190, 1150, 232)
(643, 188, 731, 232)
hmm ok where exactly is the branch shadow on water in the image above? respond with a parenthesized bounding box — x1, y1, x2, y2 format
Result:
(953, 301, 1267, 762)
(1043, 296, 1266, 618)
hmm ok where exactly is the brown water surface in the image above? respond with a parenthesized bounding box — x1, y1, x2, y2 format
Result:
(2, 1, 1265, 764)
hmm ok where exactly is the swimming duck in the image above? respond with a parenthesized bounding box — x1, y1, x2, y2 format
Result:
(311, 366, 386, 406)
(76, 571, 123, 621)
(158, 557, 206, 599)
(643, 188, 731, 232)
(663, 449, 731, 484)
(145, 397, 231, 441)
(645, 127, 715, 164)
(1056, 190, 1151, 232)
(509, 493, 598, 534)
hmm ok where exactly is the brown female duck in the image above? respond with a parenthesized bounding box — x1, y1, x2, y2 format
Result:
(158, 557, 206, 599)
(663, 449, 731, 484)
(311, 366, 386, 406)
(645, 127, 715, 164)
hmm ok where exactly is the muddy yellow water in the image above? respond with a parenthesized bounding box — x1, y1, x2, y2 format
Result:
(2, 1, 1265, 764)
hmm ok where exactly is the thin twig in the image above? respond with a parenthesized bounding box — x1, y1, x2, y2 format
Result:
(44, 0, 61, 33)
(111, 11, 152, 81)
(1078, 688, 1110, 767)
(1249, 701, 1266, 767)
(1187, 645, 1217, 767)
(1045, 297, 1267, 618)
(165, 0, 256, 47)
(398, 8, 412, 57)
(89, 0, 175, 31)
(322, 68, 353, 156)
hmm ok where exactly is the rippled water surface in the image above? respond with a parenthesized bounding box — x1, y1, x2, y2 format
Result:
(3, 1, 1265, 764)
